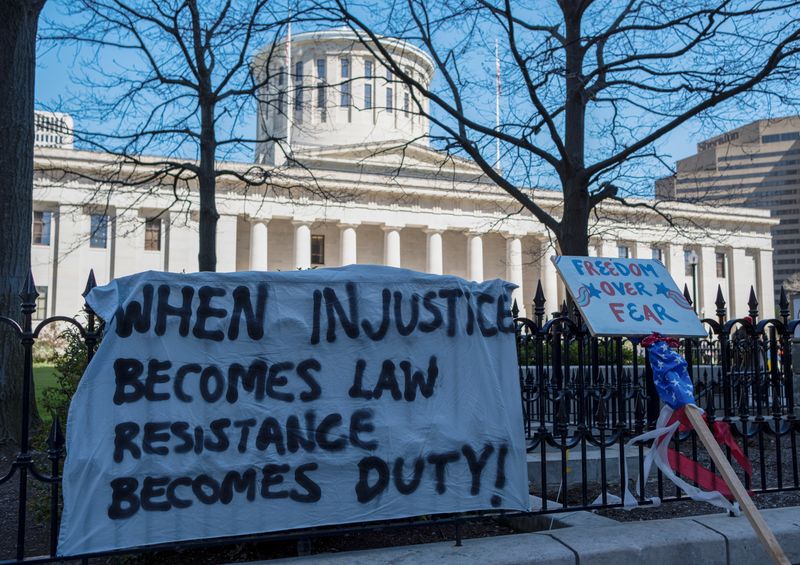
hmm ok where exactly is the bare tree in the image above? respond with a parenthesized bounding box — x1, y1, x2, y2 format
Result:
(42, 0, 329, 271)
(323, 0, 800, 255)
(0, 0, 47, 443)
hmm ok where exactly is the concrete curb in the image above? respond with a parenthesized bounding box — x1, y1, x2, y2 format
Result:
(239, 506, 800, 564)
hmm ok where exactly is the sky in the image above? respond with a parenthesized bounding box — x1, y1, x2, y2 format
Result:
(33, 0, 793, 195)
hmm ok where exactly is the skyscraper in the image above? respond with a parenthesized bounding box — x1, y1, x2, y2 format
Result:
(657, 117, 800, 307)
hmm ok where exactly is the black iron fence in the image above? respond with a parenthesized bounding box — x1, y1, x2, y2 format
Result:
(0, 271, 798, 563)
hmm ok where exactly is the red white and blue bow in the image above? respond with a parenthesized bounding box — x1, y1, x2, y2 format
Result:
(606, 333, 751, 514)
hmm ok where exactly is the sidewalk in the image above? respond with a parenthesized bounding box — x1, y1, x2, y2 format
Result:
(239, 505, 800, 564)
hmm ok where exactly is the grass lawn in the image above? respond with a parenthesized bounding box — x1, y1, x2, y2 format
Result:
(33, 364, 58, 423)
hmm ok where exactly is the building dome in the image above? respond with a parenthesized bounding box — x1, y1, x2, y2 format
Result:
(254, 29, 435, 165)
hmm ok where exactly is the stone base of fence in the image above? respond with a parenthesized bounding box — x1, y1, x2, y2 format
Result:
(248, 505, 800, 564)
(527, 446, 644, 488)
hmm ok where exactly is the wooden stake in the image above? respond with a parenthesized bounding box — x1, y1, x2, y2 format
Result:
(684, 404, 790, 565)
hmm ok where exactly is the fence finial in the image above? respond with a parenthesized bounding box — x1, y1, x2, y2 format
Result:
(82, 269, 97, 298)
(779, 286, 790, 321)
(18, 270, 38, 306)
(748, 286, 759, 321)
(715, 284, 727, 323)
(595, 396, 607, 427)
(511, 299, 519, 319)
(533, 281, 545, 323)
(47, 416, 65, 453)
(683, 283, 693, 307)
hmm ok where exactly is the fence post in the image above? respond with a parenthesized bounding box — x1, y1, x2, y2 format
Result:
(779, 287, 796, 415)
(47, 418, 64, 556)
(16, 271, 38, 561)
(716, 287, 733, 418)
(748, 287, 764, 419)
(644, 347, 658, 428)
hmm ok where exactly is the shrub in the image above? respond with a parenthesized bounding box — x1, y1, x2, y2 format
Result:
(39, 327, 93, 425)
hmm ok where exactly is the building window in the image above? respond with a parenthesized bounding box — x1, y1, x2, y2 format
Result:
(340, 58, 350, 107)
(311, 235, 325, 265)
(385, 67, 393, 112)
(716, 251, 726, 278)
(316, 83, 327, 109)
(144, 218, 161, 251)
(90, 214, 108, 249)
(762, 132, 800, 144)
(35, 286, 47, 320)
(617, 245, 630, 259)
(317, 85, 327, 122)
(404, 92, 410, 113)
(364, 83, 372, 109)
(364, 60, 373, 110)
(684, 249, 700, 277)
(316, 58, 327, 122)
(33, 211, 52, 246)
(652, 247, 663, 262)
(294, 61, 304, 113)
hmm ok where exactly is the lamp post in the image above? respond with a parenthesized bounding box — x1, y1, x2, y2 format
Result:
(686, 249, 699, 313)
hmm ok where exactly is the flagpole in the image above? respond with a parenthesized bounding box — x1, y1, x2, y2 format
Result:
(494, 39, 501, 171)
(285, 19, 293, 155)
(684, 405, 789, 565)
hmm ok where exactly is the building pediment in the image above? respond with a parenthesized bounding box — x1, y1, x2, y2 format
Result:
(291, 140, 489, 181)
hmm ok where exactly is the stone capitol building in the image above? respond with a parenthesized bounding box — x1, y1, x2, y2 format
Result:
(31, 30, 776, 321)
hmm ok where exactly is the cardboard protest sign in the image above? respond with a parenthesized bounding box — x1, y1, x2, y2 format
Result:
(57, 265, 529, 555)
(553, 256, 706, 337)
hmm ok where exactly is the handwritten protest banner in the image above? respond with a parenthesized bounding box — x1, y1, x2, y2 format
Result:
(57, 265, 529, 555)
(553, 256, 706, 337)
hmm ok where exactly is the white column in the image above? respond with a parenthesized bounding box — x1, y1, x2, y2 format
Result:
(425, 229, 443, 275)
(728, 248, 749, 318)
(54, 204, 87, 317)
(588, 239, 599, 257)
(541, 240, 559, 312)
(339, 223, 358, 266)
(505, 234, 524, 315)
(757, 249, 775, 318)
(383, 226, 402, 268)
(698, 246, 717, 318)
(167, 213, 200, 274)
(467, 232, 484, 282)
(600, 238, 618, 258)
(112, 209, 141, 279)
(293, 221, 312, 270)
(215, 214, 238, 272)
(249, 219, 269, 271)
(667, 243, 687, 296)
(634, 241, 652, 260)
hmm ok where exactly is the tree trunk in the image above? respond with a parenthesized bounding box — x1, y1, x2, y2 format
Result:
(197, 97, 218, 272)
(559, 177, 591, 256)
(0, 0, 45, 444)
(558, 0, 590, 257)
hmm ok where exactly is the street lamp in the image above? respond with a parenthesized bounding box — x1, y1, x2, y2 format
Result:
(686, 249, 699, 313)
